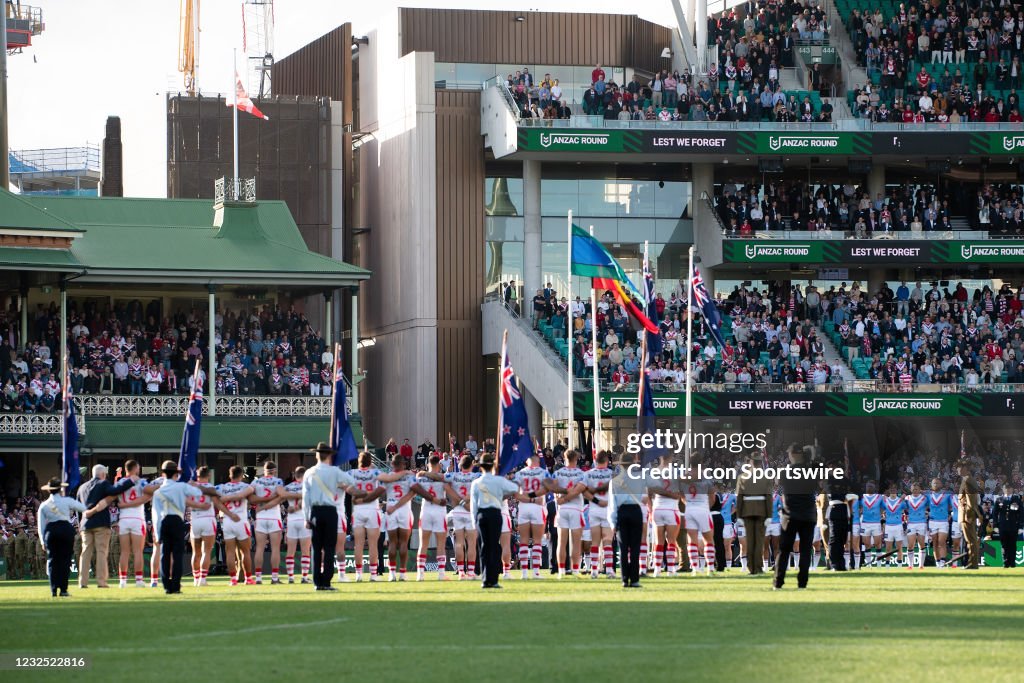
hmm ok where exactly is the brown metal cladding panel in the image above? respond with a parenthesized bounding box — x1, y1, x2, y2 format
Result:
(272, 24, 349, 101)
(399, 8, 667, 69)
(434, 90, 485, 441)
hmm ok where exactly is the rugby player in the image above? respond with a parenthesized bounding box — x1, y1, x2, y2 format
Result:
(281, 467, 311, 583)
(378, 454, 443, 581)
(648, 454, 683, 577)
(882, 485, 907, 566)
(350, 452, 386, 581)
(416, 455, 459, 581)
(585, 451, 616, 578)
(445, 454, 481, 580)
(858, 482, 884, 567)
(513, 450, 554, 579)
(187, 466, 223, 586)
(217, 466, 257, 585)
(115, 460, 150, 587)
(680, 453, 716, 575)
(719, 488, 736, 571)
(904, 482, 929, 569)
(251, 461, 285, 584)
(927, 478, 953, 568)
(552, 450, 589, 578)
(764, 490, 782, 570)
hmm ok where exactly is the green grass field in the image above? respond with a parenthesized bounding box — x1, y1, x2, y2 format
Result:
(2, 570, 1023, 682)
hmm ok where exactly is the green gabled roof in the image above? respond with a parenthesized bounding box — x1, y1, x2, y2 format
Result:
(0, 246, 82, 269)
(0, 189, 83, 233)
(17, 195, 369, 283)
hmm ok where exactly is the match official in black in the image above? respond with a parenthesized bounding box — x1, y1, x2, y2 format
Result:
(992, 483, 1023, 568)
(825, 461, 857, 571)
(773, 445, 819, 590)
(470, 453, 518, 589)
(609, 452, 646, 588)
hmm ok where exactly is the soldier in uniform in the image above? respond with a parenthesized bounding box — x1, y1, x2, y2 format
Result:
(14, 526, 31, 580)
(991, 483, 1023, 568)
(735, 450, 773, 575)
(824, 460, 856, 571)
(32, 530, 47, 579)
(957, 459, 983, 570)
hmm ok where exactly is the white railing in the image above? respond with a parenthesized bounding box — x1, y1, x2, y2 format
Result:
(73, 395, 337, 418)
(0, 413, 76, 435)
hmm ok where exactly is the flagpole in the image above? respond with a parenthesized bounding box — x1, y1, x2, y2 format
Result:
(566, 210, 574, 452)
(685, 245, 695, 467)
(496, 329, 509, 473)
(328, 342, 340, 452)
(589, 225, 601, 457)
(61, 351, 68, 485)
(232, 48, 240, 198)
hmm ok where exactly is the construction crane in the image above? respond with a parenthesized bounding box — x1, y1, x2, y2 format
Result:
(178, 0, 199, 95)
(242, 0, 273, 98)
(5, 1, 45, 54)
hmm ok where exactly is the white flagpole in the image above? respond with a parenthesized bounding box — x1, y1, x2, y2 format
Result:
(685, 245, 695, 467)
(232, 48, 240, 198)
(566, 210, 574, 451)
(589, 225, 601, 456)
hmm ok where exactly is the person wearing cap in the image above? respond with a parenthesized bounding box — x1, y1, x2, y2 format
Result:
(76, 463, 136, 589)
(151, 460, 218, 594)
(773, 445, 821, 590)
(469, 453, 518, 589)
(302, 442, 365, 591)
(958, 459, 983, 569)
(608, 452, 647, 588)
(735, 450, 773, 576)
(37, 478, 109, 597)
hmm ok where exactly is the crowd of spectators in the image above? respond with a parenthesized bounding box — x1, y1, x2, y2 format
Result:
(847, 1, 1024, 121)
(1, 298, 336, 413)
(882, 438, 1024, 496)
(715, 179, 965, 236)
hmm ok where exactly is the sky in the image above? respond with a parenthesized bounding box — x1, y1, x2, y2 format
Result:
(6, 0, 676, 197)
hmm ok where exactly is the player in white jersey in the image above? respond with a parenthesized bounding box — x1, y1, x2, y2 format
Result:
(680, 453, 717, 575)
(513, 450, 555, 578)
(251, 461, 285, 584)
(280, 466, 311, 583)
(416, 455, 460, 581)
(585, 451, 616, 578)
(553, 450, 588, 577)
(378, 454, 444, 581)
(350, 452, 386, 581)
(115, 460, 150, 587)
(446, 455, 481, 580)
(648, 455, 684, 576)
(188, 466, 221, 586)
(216, 466, 257, 585)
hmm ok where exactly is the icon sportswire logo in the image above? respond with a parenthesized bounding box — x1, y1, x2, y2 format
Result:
(743, 243, 812, 259)
(767, 135, 840, 151)
(861, 397, 944, 414)
(1001, 135, 1024, 152)
(539, 133, 610, 148)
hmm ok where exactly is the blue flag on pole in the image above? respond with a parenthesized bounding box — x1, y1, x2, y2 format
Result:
(636, 367, 665, 466)
(178, 365, 203, 483)
(498, 352, 532, 476)
(690, 264, 725, 347)
(643, 257, 662, 360)
(62, 369, 80, 492)
(331, 354, 359, 464)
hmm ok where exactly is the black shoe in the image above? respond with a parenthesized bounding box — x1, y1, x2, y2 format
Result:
(51, 591, 57, 598)
(97, 585, 109, 589)
(320, 585, 339, 591)
(481, 584, 502, 589)
(59, 591, 70, 597)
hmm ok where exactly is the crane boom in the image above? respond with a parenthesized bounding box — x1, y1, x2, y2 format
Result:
(178, 0, 199, 95)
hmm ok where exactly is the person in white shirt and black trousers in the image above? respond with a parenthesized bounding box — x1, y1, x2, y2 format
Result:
(470, 454, 518, 589)
(37, 478, 109, 597)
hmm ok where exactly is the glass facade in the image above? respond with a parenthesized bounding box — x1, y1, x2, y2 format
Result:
(436, 62, 625, 105)
(485, 171, 693, 301)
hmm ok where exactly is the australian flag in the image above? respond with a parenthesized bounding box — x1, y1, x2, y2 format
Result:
(62, 368, 80, 492)
(498, 351, 532, 476)
(330, 354, 359, 464)
(691, 264, 725, 347)
(178, 364, 203, 483)
(643, 257, 662, 360)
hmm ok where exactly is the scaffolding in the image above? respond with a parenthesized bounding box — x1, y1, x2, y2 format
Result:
(5, 1, 44, 52)
(9, 145, 101, 195)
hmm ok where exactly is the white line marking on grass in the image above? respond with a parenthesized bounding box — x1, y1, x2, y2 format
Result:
(164, 617, 350, 640)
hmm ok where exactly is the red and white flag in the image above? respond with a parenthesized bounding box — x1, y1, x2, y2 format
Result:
(228, 71, 269, 120)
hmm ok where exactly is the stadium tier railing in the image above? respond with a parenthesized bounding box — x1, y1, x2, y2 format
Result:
(573, 379, 1024, 394)
(518, 116, 1024, 132)
(721, 229, 991, 240)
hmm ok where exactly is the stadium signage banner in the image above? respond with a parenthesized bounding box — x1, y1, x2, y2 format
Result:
(723, 240, 1024, 264)
(736, 131, 870, 155)
(574, 392, 989, 417)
